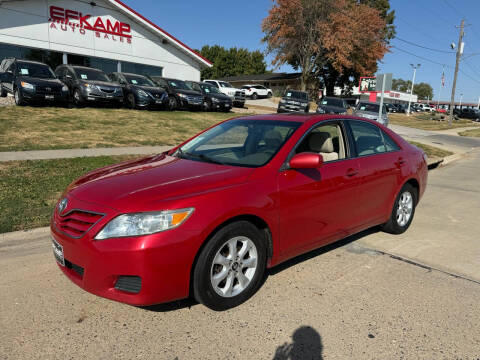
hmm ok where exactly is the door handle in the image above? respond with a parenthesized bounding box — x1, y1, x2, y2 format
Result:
(346, 168, 359, 177)
(396, 157, 406, 167)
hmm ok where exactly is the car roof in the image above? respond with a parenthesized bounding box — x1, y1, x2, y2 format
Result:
(119, 72, 148, 77)
(15, 59, 49, 66)
(229, 113, 377, 125)
(68, 65, 102, 71)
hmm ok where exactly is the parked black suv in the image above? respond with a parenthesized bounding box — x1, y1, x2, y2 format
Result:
(0, 58, 69, 106)
(150, 76, 203, 111)
(316, 97, 348, 114)
(185, 81, 232, 112)
(55, 65, 123, 107)
(277, 89, 310, 113)
(108, 72, 168, 110)
(458, 107, 480, 121)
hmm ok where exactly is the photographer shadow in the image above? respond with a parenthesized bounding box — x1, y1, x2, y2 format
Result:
(273, 326, 323, 360)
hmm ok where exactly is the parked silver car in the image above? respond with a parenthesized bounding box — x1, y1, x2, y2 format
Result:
(353, 101, 389, 127)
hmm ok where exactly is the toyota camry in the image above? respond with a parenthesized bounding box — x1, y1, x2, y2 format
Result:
(51, 114, 428, 310)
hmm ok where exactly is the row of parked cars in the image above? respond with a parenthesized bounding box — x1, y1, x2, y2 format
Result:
(0, 58, 247, 111)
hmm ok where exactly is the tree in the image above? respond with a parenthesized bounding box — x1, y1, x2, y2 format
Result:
(392, 78, 434, 100)
(262, 0, 393, 94)
(413, 82, 434, 100)
(196, 45, 267, 80)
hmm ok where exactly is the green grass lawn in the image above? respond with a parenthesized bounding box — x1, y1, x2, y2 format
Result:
(0, 155, 141, 233)
(0, 106, 244, 151)
(389, 113, 480, 130)
(408, 141, 453, 158)
(0, 139, 452, 233)
(458, 128, 480, 137)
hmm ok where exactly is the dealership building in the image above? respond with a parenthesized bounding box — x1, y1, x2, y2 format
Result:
(0, 0, 211, 79)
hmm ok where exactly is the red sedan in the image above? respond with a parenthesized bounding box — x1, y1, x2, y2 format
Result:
(51, 114, 428, 310)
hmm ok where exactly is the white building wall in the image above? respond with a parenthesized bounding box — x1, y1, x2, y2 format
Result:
(0, 0, 203, 80)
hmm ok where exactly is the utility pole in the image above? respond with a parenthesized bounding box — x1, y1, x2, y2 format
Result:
(407, 64, 420, 116)
(449, 19, 465, 125)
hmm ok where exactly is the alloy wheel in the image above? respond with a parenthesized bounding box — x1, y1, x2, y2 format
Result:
(396, 191, 413, 227)
(210, 236, 258, 298)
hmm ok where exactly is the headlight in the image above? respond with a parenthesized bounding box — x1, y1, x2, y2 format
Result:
(61, 85, 69, 92)
(211, 97, 220, 103)
(95, 208, 194, 240)
(83, 83, 99, 91)
(138, 89, 149, 97)
(20, 81, 34, 90)
(177, 93, 187, 99)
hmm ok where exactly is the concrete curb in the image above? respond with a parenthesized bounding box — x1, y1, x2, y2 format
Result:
(0, 227, 49, 245)
(439, 152, 465, 167)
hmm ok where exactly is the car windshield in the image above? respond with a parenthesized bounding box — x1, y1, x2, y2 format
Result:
(16, 62, 55, 79)
(74, 68, 110, 82)
(124, 74, 155, 86)
(176, 119, 301, 167)
(168, 80, 190, 90)
(357, 103, 380, 112)
(320, 98, 344, 108)
(201, 83, 222, 94)
(284, 91, 308, 101)
(219, 81, 233, 88)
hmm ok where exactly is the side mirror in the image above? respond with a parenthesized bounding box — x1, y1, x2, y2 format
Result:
(289, 153, 323, 169)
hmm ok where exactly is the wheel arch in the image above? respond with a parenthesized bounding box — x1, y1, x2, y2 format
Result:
(405, 177, 420, 204)
(188, 213, 274, 296)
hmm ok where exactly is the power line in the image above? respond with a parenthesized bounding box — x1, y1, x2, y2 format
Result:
(395, 17, 446, 44)
(391, 46, 451, 68)
(440, 0, 464, 18)
(394, 37, 456, 54)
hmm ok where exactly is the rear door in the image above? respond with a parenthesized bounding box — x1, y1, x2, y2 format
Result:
(347, 120, 403, 228)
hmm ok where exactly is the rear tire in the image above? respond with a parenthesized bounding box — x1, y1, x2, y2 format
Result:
(252, 92, 258, 100)
(193, 221, 267, 311)
(267, 92, 272, 98)
(381, 183, 417, 234)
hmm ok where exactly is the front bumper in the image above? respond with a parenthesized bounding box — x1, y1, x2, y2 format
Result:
(50, 196, 200, 306)
(20, 88, 69, 103)
(83, 88, 123, 103)
(136, 95, 168, 108)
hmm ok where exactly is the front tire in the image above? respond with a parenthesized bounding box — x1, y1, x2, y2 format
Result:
(251, 92, 258, 100)
(193, 221, 267, 311)
(381, 183, 417, 234)
(168, 97, 177, 111)
(203, 99, 211, 112)
(73, 88, 84, 107)
(14, 88, 25, 106)
(127, 93, 136, 109)
(0, 84, 7, 97)
(267, 92, 272, 98)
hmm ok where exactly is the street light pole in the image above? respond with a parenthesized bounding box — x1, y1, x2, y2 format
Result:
(407, 63, 420, 116)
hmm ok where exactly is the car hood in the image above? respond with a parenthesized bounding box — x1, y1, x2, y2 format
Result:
(68, 154, 254, 211)
(174, 89, 202, 96)
(19, 76, 64, 87)
(317, 105, 346, 113)
(209, 93, 231, 101)
(354, 110, 385, 118)
(133, 85, 165, 94)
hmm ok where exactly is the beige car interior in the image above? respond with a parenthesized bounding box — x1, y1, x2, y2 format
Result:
(296, 124, 345, 162)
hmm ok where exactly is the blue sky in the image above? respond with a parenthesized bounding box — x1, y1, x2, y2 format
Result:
(123, 0, 480, 103)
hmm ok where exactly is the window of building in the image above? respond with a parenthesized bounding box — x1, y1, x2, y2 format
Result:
(0, 43, 63, 71)
(121, 61, 163, 77)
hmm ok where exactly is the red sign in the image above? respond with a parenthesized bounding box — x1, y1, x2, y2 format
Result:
(48, 6, 132, 43)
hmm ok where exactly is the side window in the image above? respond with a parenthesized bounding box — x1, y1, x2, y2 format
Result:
(193, 83, 202, 92)
(156, 78, 168, 89)
(349, 121, 387, 156)
(295, 123, 346, 162)
(381, 130, 400, 152)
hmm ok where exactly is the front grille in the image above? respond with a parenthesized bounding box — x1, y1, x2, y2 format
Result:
(115, 276, 142, 293)
(99, 87, 115, 94)
(235, 91, 245, 100)
(187, 95, 202, 103)
(65, 259, 84, 278)
(36, 86, 61, 96)
(57, 210, 104, 238)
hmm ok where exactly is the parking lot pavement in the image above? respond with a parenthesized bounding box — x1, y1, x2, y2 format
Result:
(356, 148, 480, 283)
(1, 153, 480, 359)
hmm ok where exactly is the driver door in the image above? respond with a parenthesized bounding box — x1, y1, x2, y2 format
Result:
(277, 121, 362, 259)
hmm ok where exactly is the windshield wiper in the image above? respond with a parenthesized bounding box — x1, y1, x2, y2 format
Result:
(182, 151, 225, 165)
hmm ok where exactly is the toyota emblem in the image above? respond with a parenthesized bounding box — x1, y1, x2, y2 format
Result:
(58, 198, 68, 214)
